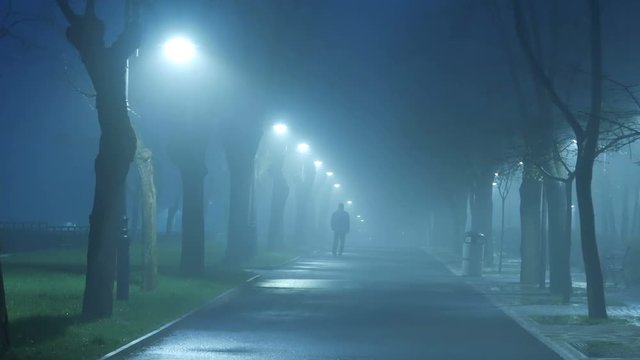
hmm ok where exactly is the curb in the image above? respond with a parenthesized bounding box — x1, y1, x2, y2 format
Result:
(98, 274, 261, 360)
(422, 248, 586, 360)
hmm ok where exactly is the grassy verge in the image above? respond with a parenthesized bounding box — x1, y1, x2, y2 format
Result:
(1, 241, 299, 360)
(530, 314, 630, 326)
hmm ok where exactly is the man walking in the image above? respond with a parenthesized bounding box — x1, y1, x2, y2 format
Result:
(331, 203, 350, 256)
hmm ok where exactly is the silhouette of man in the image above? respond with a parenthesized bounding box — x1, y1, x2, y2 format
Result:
(331, 203, 350, 256)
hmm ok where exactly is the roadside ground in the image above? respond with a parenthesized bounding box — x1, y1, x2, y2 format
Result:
(429, 249, 640, 360)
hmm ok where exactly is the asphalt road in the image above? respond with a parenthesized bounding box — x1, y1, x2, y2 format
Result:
(124, 247, 563, 360)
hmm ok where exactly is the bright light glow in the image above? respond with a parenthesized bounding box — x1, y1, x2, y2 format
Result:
(163, 36, 196, 64)
(518, 161, 524, 166)
(571, 139, 578, 144)
(492, 182, 498, 186)
(347, 200, 353, 205)
(333, 183, 341, 188)
(273, 123, 288, 135)
(314, 160, 323, 168)
(494, 172, 499, 177)
(326, 171, 334, 177)
(360, 219, 365, 223)
(297, 143, 310, 154)
(356, 215, 361, 218)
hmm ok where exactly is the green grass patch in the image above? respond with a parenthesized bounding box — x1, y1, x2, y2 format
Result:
(1, 241, 298, 360)
(531, 314, 630, 326)
(572, 340, 640, 358)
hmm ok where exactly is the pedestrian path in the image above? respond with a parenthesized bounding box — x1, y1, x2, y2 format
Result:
(122, 247, 562, 359)
(431, 250, 640, 359)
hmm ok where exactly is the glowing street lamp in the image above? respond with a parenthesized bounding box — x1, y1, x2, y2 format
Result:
(333, 183, 341, 189)
(163, 36, 196, 64)
(272, 123, 288, 135)
(356, 215, 361, 218)
(326, 171, 334, 177)
(297, 143, 310, 154)
(347, 200, 353, 205)
(314, 160, 323, 169)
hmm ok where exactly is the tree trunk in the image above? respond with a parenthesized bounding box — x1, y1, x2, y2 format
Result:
(0, 261, 9, 352)
(136, 147, 157, 290)
(116, 215, 130, 301)
(520, 166, 543, 284)
(56, 0, 141, 320)
(620, 185, 630, 244)
(577, 0, 607, 319)
(471, 170, 494, 267)
(267, 170, 289, 251)
(82, 90, 137, 319)
(499, 196, 506, 272)
(546, 179, 571, 297)
(576, 156, 606, 318)
(226, 160, 254, 261)
(295, 160, 316, 247)
(540, 183, 547, 288)
(180, 166, 206, 276)
(166, 195, 180, 235)
(222, 123, 262, 262)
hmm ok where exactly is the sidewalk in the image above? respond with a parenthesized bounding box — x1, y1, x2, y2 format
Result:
(429, 250, 640, 360)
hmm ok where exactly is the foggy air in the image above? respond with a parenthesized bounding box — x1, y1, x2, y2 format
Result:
(1, 0, 639, 359)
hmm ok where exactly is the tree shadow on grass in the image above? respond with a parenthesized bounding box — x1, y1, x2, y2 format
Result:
(10, 314, 80, 348)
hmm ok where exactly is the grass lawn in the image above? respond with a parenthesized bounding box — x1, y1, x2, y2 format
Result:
(1, 240, 299, 360)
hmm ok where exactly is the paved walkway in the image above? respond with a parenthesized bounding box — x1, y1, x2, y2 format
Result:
(433, 251, 640, 359)
(123, 247, 562, 359)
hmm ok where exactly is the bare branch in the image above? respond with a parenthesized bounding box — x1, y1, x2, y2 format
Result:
(56, 0, 78, 24)
(512, 0, 585, 138)
(85, 0, 96, 17)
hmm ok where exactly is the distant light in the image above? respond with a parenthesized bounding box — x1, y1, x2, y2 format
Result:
(494, 172, 499, 177)
(333, 183, 341, 188)
(314, 160, 323, 168)
(360, 219, 365, 223)
(163, 36, 196, 64)
(356, 215, 361, 218)
(273, 123, 288, 135)
(518, 161, 524, 166)
(492, 182, 498, 186)
(326, 171, 334, 177)
(571, 205, 575, 209)
(347, 200, 353, 205)
(571, 139, 578, 144)
(297, 143, 310, 154)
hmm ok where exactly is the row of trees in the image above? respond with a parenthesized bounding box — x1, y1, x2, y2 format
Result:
(0, 0, 327, 352)
(427, 0, 640, 320)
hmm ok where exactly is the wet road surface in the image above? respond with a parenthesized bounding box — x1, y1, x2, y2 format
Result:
(125, 247, 563, 359)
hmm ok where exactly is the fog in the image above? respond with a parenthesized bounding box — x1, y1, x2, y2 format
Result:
(1, 0, 640, 359)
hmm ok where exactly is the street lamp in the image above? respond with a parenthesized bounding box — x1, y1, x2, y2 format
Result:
(272, 123, 288, 135)
(314, 160, 323, 169)
(326, 171, 334, 177)
(347, 200, 353, 205)
(297, 143, 310, 154)
(163, 36, 196, 64)
(333, 183, 341, 189)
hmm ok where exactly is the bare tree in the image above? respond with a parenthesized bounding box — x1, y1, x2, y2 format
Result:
(56, 0, 141, 319)
(513, 0, 607, 318)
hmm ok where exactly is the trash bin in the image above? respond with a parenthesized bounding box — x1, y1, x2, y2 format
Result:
(462, 231, 485, 276)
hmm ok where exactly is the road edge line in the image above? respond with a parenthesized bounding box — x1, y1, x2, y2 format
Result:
(421, 247, 587, 360)
(98, 274, 261, 360)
